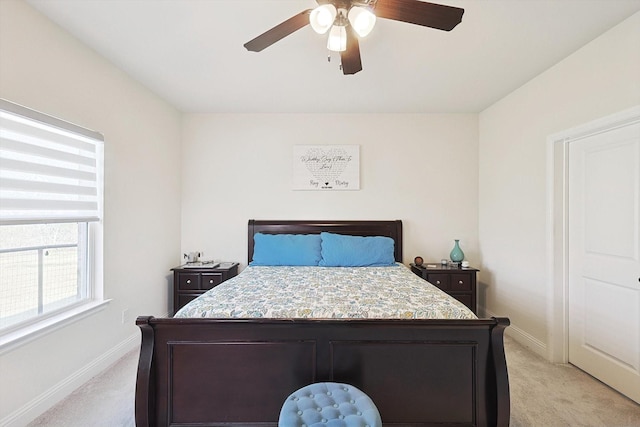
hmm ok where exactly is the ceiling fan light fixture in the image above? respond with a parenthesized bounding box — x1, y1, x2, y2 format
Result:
(348, 6, 376, 37)
(327, 24, 347, 52)
(310, 4, 337, 34)
(244, 0, 465, 75)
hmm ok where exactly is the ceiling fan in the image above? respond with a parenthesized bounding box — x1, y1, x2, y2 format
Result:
(243, 0, 464, 75)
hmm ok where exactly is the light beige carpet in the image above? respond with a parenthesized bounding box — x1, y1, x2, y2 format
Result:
(27, 336, 640, 426)
(27, 349, 137, 427)
(506, 336, 640, 426)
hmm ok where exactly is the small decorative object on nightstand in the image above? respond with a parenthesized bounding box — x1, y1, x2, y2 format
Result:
(410, 262, 478, 314)
(171, 262, 239, 315)
(414, 256, 424, 266)
(449, 239, 465, 262)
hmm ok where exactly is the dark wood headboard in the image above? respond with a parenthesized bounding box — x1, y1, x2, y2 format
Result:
(247, 219, 403, 264)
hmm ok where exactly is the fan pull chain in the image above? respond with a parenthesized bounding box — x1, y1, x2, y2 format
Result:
(327, 51, 342, 71)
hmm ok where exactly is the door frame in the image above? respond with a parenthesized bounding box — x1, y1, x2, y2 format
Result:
(546, 105, 640, 363)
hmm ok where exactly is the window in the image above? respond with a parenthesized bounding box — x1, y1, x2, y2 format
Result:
(0, 99, 104, 346)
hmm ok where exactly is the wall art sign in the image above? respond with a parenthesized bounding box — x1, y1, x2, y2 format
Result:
(293, 145, 360, 190)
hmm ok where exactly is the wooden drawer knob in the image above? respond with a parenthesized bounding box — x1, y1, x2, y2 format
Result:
(436, 280, 441, 285)
(459, 280, 464, 285)
(186, 279, 191, 284)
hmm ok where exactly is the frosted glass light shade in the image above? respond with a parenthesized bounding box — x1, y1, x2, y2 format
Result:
(327, 24, 347, 52)
(310, 4, 337, 34)
(348, 6, 376, 37)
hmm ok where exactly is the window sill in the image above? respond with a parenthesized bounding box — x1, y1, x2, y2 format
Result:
(0, 299, 111, 355)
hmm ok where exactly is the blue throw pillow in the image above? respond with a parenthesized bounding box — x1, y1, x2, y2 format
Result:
(319, 232, 396, 267)
(250, 233, 322, 266)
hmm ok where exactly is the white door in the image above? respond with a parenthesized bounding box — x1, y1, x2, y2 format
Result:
(568, 121, 640, 403)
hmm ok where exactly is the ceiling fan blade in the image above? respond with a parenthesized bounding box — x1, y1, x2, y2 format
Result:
(340, 25, 363, 75)
(374, 0, 464, 31)
(244, 9, 312, 52)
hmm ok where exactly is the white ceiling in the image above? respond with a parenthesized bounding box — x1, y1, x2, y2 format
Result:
(26, 0, 640, 113)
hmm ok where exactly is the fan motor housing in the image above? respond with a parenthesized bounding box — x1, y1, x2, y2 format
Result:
(318, 0, 376, 10)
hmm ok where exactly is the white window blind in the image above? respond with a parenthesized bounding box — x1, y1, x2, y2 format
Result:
(0, 99, 104, 225)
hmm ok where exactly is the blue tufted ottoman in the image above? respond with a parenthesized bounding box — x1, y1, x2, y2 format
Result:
(278, 382, 382, 427)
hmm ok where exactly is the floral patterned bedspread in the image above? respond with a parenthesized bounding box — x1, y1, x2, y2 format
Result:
(174, 263, 477, 320)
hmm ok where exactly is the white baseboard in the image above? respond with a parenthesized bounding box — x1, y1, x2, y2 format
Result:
(0, 332, 139, 427)
(483, 307, 548, 359)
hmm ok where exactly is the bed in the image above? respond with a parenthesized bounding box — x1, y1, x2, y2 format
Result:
(136, 220, 510, 427)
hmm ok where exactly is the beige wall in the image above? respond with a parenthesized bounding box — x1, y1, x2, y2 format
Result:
(0, 1, 182, 424)
(478, 12, 640, 355)
(181, 113, 479, 269)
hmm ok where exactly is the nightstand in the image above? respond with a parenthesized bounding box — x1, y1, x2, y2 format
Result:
(410, 263, 478, 314)
(171, 262, 239, 315)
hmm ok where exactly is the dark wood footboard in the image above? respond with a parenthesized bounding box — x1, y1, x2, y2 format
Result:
(136, 316, 510, 427)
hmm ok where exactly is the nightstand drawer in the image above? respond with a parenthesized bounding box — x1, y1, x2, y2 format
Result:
(451, 293, 473, 311)
(426, 273, 450, 290)
(451, 274, 472, 291)
(178, 273, 200, 290)
(177, 293, 200, 309)
(201, 273, 223, 290)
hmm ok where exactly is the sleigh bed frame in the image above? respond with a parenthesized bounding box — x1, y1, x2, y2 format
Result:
(136, 220, 510, 427)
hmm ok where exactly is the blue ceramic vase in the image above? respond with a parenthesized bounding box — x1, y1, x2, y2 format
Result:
(450, 239, 464, 262)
